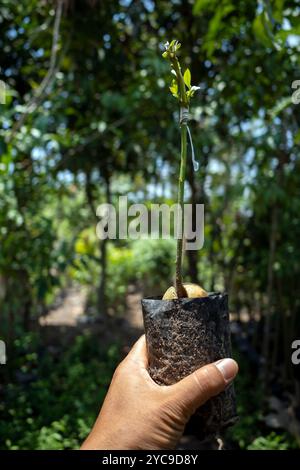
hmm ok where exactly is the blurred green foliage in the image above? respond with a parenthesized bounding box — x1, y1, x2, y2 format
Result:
(0, 0, 300, 450)
(0, 333, 120, 449)
(247, 433, 293, 450)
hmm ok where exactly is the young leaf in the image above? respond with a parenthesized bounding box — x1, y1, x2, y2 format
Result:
(187, 85, 201, 98)
(183, 68, 191, 89)
(169, 79, 178, 98)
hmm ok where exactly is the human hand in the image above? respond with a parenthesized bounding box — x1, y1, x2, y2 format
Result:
(81, 335, 238, 450)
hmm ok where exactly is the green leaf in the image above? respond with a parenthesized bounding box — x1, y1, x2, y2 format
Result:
(294, 129, 300, 145)
(193, 0, 217, 15)
(203, 4, 235, 56)
(273, 0, 284, 22)
(252, 13, 273, 47)
(187, 85, 200, 99)
(208, 5, 235, 39)
(169, 79, 178, 98)
(183, 68, 191, 89)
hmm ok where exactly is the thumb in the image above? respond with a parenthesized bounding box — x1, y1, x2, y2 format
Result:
(169, 358, 238, 418)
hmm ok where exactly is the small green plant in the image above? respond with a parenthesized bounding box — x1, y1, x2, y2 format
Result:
(162, 40, 200, 298)
(247, 432, 292, 450)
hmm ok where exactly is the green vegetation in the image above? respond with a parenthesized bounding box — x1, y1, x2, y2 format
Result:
(0, 333, 120, 450)
(0, 0, 300, 450)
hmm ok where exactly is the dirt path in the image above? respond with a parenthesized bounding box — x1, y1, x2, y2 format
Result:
(39, 286, 88, 327)
(39, 284, 144, 351)
(126, 287, 143, 330)
(40, 285, 143, 331)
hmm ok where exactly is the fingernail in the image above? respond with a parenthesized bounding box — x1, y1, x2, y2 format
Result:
(215, 358, 238, 383)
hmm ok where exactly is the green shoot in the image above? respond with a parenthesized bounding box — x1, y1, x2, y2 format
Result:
(162, 40, 200, 298)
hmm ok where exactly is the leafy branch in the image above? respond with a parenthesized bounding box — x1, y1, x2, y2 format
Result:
(8, 0, 64, 142)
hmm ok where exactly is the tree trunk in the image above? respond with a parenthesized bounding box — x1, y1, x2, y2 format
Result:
(262, 204, 278, 389)
(85, 169, 110, 317)
(97, 173, 111, 316)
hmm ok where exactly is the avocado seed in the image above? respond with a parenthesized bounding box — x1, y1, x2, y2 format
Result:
(162, 283, 208, 300)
